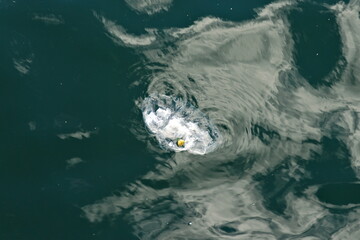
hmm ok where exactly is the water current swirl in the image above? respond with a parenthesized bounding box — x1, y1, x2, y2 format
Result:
(82, 0, 360, 239)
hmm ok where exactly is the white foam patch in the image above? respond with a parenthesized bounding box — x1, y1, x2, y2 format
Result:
(125, 0, 172, 15)
(256, 0, 293, 18)
(167, 17, 225, 38)
(66, 157, 83, 168)
(143, 95, 219, 154)
(32, 14, 64, 25)
(11, 34, 34, 75)
(13, 55, 33, 75)
(95, 13, 156, 47)
(57, 130, 97, 140)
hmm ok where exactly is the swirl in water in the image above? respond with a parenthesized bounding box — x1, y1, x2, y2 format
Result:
(83, 1, 360, 239)
(142, 95, 219, 154)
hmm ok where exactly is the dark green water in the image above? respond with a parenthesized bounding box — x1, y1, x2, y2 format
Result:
(1, 0, 360, 239)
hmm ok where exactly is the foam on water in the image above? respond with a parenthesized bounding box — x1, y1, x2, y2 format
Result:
(125, 0, 173, 15)
(142, 95, 219, 154)
(95, 13, 156, 47)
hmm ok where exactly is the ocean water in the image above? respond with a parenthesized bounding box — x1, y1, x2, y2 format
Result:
(1, 0, 360, 239)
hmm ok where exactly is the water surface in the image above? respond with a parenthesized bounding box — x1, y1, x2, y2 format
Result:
(1, 0, 360, 239)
